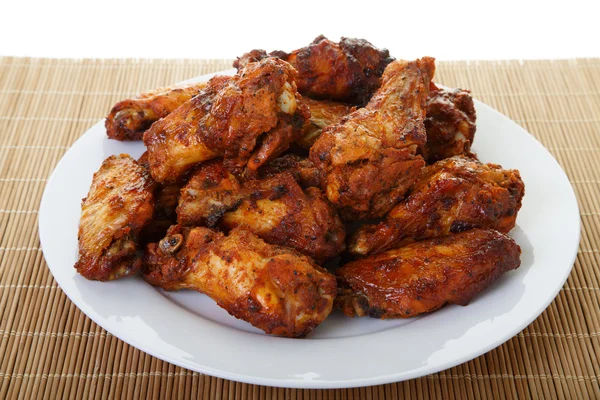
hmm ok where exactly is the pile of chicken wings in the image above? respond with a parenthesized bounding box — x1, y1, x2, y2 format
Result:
(76, 36, 524, 338)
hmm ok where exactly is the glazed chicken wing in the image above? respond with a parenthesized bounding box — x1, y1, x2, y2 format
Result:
(177, 162, 345, 262)
(235, 35, 394, 104)
(422, 85, 477, 163)
(143, 226, 337, 337)
(144, 59, 310, 183)
(75, 154, 155, 281)
(337, 229, 521, 318)
(309, 57, 435, 220)
(105, 82, 207, 141)
(296, 98, 354, 149)
(349, 156, 525, 256)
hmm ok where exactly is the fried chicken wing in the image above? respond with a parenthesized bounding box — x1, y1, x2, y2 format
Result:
(259, 154, 321, 188)
(337, 229, 521, 318)
(349, 156, 525, 256)
(143, 226, 337, 337)
(309, 57, 435, 220)
(143, 59, 309, 183)
(137, 151, 183, 243)
(75, 154, 155, 281)
(176, 159, 243, 228)
(422, 85, 477, 162)
(235, 35, 394, 104)
(177, 162, 345, 262)
(105, 82, 207, 141)
(296, 98, 354, 149)
(221, 174, 346, 263)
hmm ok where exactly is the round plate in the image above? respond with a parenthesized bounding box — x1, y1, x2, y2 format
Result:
(39, 70, 580, 389)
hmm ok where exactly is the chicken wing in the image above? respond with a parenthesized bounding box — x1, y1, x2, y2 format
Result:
(143, 59, 310, 183)
(259, 154, 321, 189)
(296, 98, 354, 149)
(177, 162, 345, 262)
(143, 226, 337, 337)
(234, 35, 394, 104)
(105, 82, 207, 141)
(75, 154, 155, 281)
(348, 156, 525, 256)
(309, 57, 435, 220)
(337, 229, 521, 318)
(175, 159, 243, 228)
(137, 151, 183, 243)
(422, 84, 477, 163)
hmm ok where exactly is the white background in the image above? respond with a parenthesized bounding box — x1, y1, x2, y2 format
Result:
(1, 0, 598, 60)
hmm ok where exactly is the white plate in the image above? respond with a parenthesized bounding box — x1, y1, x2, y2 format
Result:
(39, 70, 580, 389)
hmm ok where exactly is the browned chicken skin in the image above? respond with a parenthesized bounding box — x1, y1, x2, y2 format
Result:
(423, 84, 477, 163)
(235, 35, 394, 104)
(75, 155, 155, 280)
(259, 154, 322, 189)
(137, 151, 183, 243)
(310, 57, 435, 220)
(337, 229, 521, 318)
(105, 82, 207, 141)
(143, 59, 309, 183)
(143, 226, 337, 337)
(177, 161, 345, 262)
(296, 98, 354, 149)
(348, 156, 525, 256)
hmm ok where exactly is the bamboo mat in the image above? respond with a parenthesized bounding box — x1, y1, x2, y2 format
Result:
(0, 57, 599, 399)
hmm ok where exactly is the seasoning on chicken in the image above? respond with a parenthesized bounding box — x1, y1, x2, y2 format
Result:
(348, 156, 525, 256)
(143, 59, 309, 183)
(234, 35, 394, 104)
(422, 84, 477, 163)
(105, 82, 207, 141)
(143, 226, 337, 337)
(259, 154, 322, 189)
(310, 57, 435, 220)
(337, 229, 521, 318)
(75, 154, 155, 280)
(177, 161, 345, 262)
(296, 98, 354, 149)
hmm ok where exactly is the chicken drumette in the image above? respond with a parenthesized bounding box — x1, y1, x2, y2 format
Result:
(309, 57, 435, 220)
(143, 59, 309, 183)
(235, 35, 394, 105)
(176, 161, 345, 263)
(143, 226, 337, 337)
(337, 229, 521, 318)
(75, 154, 155, 280)
(348, 156, 525, 256)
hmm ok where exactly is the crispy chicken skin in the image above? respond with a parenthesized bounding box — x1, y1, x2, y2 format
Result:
(259, 154, 321, 189)
(143, 59, 310, 182)
(423, 84, 477, 163)
(176, 160, 243, 228)
(296, 98, 354, 149)
(143, 226, 337, 337)
(177, 162, 345, 262)
(337, 229, 521, 318)
(75, 155, 155, 281)
(235, 35, 394, 104)
(309, 57, 435, 220)
(140, 182, 182, 243)
(221, 174, 346, 263)
(105, 82, 207, 141)
(348, 156, 525, 256)
(137, 151, 183, 243)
